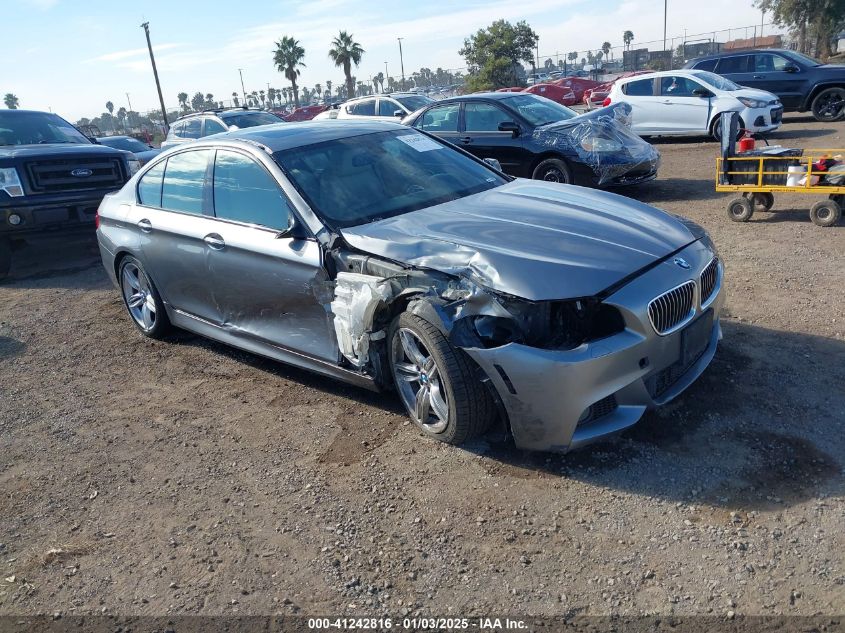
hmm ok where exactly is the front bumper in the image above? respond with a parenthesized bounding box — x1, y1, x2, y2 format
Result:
(465, 240, 724, 453)
(0, 190, 114, 238)
(590, 154, 661, 188)
(741, 105, 783, 133)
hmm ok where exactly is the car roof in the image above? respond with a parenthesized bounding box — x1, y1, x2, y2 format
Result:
(688, 48, 796, 61)
(616, 70, 707, 82)
(206, 120, 407, 152)
(174, 109, 268, 122)
(344, 93, 420, 102)
(428, 92, 530, 104)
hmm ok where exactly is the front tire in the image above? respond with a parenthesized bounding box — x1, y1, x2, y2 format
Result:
(809, 198, 841, 227)
(389, 312, 494, 445)
(810, 87, 845, 122)
(712, 116, 745, 142)
(727, 196, 753, 222)
(118, 255, 171, 338)
(0, 238, 11, 282)
(532, 157, 573, 185)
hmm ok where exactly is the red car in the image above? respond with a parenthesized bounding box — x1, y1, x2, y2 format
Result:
(523, 83, 577, 106)
(551, 77, 604, 102)
(278, 104, 328, 122)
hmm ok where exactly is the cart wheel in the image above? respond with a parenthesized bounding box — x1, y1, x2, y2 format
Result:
(727, 197, 753, 222)
(809, 199, 842, 227)
(752, 192, 774, 212)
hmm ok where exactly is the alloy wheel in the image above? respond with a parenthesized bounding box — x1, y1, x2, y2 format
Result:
(814, 90, 845, 121)
(121, 262, 157, 331)
(392, 328, 449, 433)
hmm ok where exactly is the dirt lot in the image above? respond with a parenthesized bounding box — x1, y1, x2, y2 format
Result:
(1, 114, 843, 621)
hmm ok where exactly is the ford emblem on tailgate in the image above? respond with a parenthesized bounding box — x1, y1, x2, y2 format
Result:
(70, 168, 93, 177)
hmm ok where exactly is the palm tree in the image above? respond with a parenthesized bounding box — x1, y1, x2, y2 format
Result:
(177, 92, 189, 113)
(273, 36, 306, 108)
(232, 91, 240, 107)
(268, 87, 276, 107)
(602, 41, 612, 62)
(117, 106, 127, 131)
(326, 80, 332, 100)
(314, 83, 321, 101)
(623, 30, 634, 51)
(3, 93, 19, 109)
(375, 72, 384, 93)
(328, 31, 364, 102)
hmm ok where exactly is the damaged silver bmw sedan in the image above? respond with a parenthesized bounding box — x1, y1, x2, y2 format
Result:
(97, 120, 724, 453)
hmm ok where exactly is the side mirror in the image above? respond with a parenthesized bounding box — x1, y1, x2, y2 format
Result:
(274, 214, 297, 239)
(483, 157, 502, 171)
(692, 88, 714, 98)
(393, 110, 405, 118)
(783, 63, 799, 73)
(497, 121, 520, 137)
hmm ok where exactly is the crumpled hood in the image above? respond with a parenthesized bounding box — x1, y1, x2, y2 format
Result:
(341, 180, 696, 301)
(0, 143, 127, 160)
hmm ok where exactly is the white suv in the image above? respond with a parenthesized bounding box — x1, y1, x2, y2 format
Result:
(336, 93, 435, 121)
(605, 70, 783, 139)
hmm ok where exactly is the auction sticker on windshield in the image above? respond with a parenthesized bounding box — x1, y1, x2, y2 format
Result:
(397, 134, 443, 152)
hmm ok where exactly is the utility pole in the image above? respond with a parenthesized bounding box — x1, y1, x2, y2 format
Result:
(238, 69, 247, 105)
(397, 38, 405, 89)
(663, 0, 668, 52)
(125, 92, 133, 112)
(141, 22, 169, 131)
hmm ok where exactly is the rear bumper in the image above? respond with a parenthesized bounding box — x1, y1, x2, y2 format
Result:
(592, 156, 661, 187)
(464, 240, 724, 453)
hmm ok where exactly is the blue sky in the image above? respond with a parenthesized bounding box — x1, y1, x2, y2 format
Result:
(5, 0, 770, 121)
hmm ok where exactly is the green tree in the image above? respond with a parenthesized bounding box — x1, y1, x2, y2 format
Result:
(623, 30, 634, 50)
(326, 80, 332, 99)
(329, 31, 364, 102)
(375, 72, 384, 93)
(602, 41, 612, 61)
(268, 87, 277, 107)
(459, 19, 539, 90)
(273, 36, 306, 108)
(756, 0, 844, 57)
(314, 83, 321, 101)
(4, 93, 19, 109)
(232, 91, 240, 107)
(190, 92, 204, 111)
(117, 106, 127, 130)
(177, 92, 189, 112)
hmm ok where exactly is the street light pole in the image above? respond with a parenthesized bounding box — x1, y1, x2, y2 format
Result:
(238, 69, 247, 105)
(384, 62, 388, 92)
(125, 92, 133, 112)
(663, 0, 668, 52)
(140, 21, 169, 131)
(397, 38, 405, 88)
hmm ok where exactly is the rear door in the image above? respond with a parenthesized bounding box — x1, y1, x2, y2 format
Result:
(204, 149, 336, 361)
(376, 97, 403, 121)
(460, 101, 527, 175)
(750, 52, 805, 109)
(413, 102, 461, 145)
(134, 148, 221, 322)
(620, 77, 660, 134)
(714, 54, 755, 88)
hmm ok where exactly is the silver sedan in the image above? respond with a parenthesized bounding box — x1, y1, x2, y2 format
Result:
(96, 120, 724, 453)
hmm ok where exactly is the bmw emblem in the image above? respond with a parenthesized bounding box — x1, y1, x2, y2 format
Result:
(673, 257, 691, 270)
(70, 168, 93, 177)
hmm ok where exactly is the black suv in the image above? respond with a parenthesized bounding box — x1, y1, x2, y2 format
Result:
(161, 108, 282, 148)
(684, 49, 845, 122)
(0, 110, 138, 280)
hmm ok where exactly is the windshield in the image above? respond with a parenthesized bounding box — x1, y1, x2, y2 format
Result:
(784, 50, 822, 66)
(98, 136, 150, 152)
(221, 112, 282, 128)
(691, 70, 740, 91)
(0, 111, 90, 146)
(501, 94, 577, 126)
(395, 95, 435, 112)
(274, 130, 506, 229)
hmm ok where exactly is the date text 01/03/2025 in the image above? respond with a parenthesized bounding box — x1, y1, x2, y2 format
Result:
(307, 617, 528, 630)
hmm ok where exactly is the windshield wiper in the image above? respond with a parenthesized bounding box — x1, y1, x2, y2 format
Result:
(38, 139, 75, 144)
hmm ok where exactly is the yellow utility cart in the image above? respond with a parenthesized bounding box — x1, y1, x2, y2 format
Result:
(716, 148, 845, 227)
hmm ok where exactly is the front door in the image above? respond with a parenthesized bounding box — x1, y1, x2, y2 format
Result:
(751, 53, 806, 109)
(203, 149, 337, 362)
(657, 75, 712, 133)
(413, 102, 461, 146)
(461, 101, 527, 176)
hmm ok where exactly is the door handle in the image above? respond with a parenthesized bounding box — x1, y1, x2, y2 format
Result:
(662, 100, 673, 104)
(203, 233, 225, 250)
(753, 75, 765, 79)
(459, 136, 471, 144)
(137, 219, 152, 233)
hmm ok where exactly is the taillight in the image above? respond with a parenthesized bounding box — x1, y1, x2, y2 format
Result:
(602, 97, 611, 107)
(95, 209, 100, 230)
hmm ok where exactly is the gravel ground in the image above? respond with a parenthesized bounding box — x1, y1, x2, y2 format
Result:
(0, 114, 843, 620)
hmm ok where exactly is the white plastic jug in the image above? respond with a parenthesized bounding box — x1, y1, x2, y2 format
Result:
(786, 165, 804, 187)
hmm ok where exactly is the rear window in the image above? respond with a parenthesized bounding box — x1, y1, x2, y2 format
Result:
(622, 78, 654, 96)
(394, 95, 434, 112)
(692, 58, 718, 72)
(716, 55, 752, 74)
(220, 112, 281, 128)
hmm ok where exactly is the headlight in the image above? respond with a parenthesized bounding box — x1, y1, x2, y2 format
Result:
(580, 137, 623, 152)
(0, 167, 24, 197)
(738, 97, 767, 109)
(127, 159, 141, 176)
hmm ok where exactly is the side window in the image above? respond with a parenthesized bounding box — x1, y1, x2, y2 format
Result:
(161, 150, 211, 215)
(716, 55, 752, 74)
(417, 104, 460, 132)
(169, 121, 184, 138)
(352, 99, 376, 116)
(137, 160, 165, 207)
(212, 150, 292, 230)
(204, 118, 228, 135)
(464, 102, 510, 132)
(659, 76, 700, 97)
(377, 99, 399, 117)
(693, 58, 718, 72)
(754, 53, 790, 72)
(622, 78, 654, 96)
(182, 119, 202, 139)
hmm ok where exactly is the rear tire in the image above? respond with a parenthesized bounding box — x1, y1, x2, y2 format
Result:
(388, 312, 494, 446)
(810, 87, 845, 122)
(752, 192, 774, 212)
(712, 116, 745, 142)
(809, 198, 841, 227)
(118, 255, 171, 338)
(727, 197, 753, 222)
(532, 157, 573, 185)
(0, 238, 11, 282)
